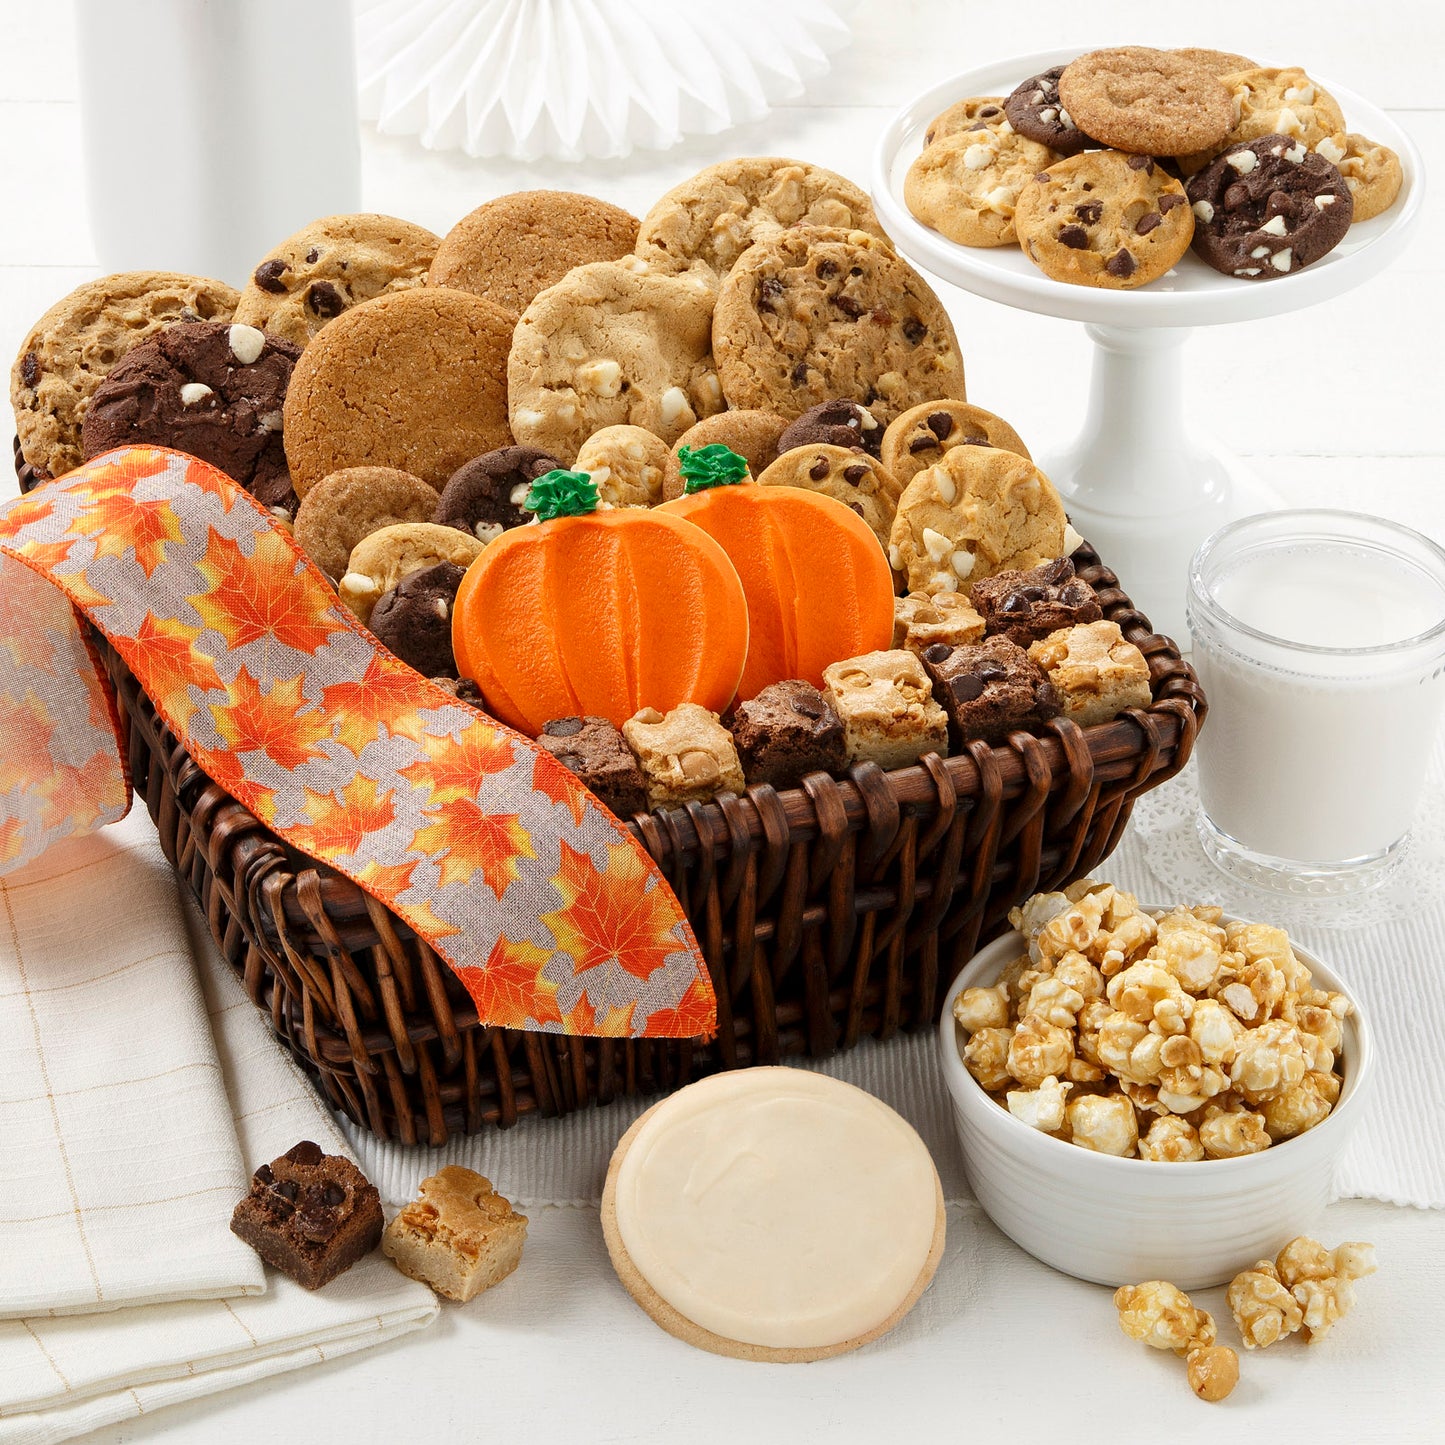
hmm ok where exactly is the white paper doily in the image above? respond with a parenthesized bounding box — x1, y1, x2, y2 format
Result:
(355, 0, 859, 162)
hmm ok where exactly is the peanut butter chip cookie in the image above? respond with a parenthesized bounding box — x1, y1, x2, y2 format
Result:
(282, 288, 514, 495)
(233, 214, 439, 349)
(662, 410, 786, 500)
(635, 156, 887, 277)
(905, 126, 1062, 247)
(881, 401, 1030, 491)
(1317, 133, 1403, 222)
(1005, 67, 1089, 157)
(1059, 47, 1233, 157)
(12, 270, 239, 479)
(1179, 68, 1347, 174)
(921, 96, 1010, 148)
(428, 190, 639, 320)
(1016, 152, 1194, 289)
(508, 258, 723, 464)
(339, 522, 486, 625)
(574, 425, 669, 508)
(756, 444, 900, 550)
(889, 446, 1067, 596)
(713, 228, 966, 426)
(293, 467, 440, 581)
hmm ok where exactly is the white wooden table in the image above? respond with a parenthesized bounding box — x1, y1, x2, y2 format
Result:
(2, 4, 1442, 1442)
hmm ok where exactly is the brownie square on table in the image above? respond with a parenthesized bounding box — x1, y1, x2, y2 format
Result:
(970, 557, 1102, 647)
(536, 715, 649, 817)
(728, 679, 847, 789)
(919, 635, 1060, 744)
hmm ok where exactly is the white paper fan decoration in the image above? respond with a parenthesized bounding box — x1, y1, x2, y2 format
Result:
(355, 0, 859, 162)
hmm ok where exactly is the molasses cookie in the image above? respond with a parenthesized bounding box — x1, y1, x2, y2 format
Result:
(904, 126, 1061, 247)
(434, 446, 561, 542)
(662, 410, 787, 500)
(880, 401, 1030, 491)
(1005, 66, 1089, 156)
(293, 466, 440, 580)
(1058, 48, 1233, 156)
(1172, 48, 1258, 78)
(756, 444, 900, 550)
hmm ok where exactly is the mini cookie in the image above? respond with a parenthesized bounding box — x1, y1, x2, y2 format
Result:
(368, 561, 467, 677)
(429, 190, 639, 320)
(904, 126, 1061, 247)
(756, 444, 899, 550)
(821, 649, 949, 770)
(283, 288, 514, 494)
(1015, 152, 1194, 289)
(727, 680, 847, 790)
(80, 320, 298, 511)
(713, 227, 966, 425)
(574, 425, 669, 508)
(1028, 620, 1153, 727)
(971, 557, 1102, 647)
(1172, 48, 1258, 78)
(622, 704, 746, 809)
(880, 400, 1030, 492)
(889, 446, 1067, 596)
(1005, 66, 1089, 156)
(1317, 133, 1403, 222)
(535, 716, 649, 818)
(776, 398, 884, 458)
(233, 213, 439, 348)
(918, 636, 1060, 744)
(1221, 67, 1346, 151)
(662, 410, 787, 500)
(293, 466, 440, 580)
(892, 591, 986, 654)
(12, 270, 239, 479)
(635, 156, 887, 277)
(509, 259, 722, 463)
(1058, 48, 1233, 157)
(339, 522, 486, 625)
(433, 446, 561, 543)
(1187, 134, 1353, 280)
(921, 96, 1010, 149)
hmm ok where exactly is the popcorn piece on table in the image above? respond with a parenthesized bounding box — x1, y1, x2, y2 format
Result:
(892, 590, 986, 654)
(382, 1166, 527, 1303)
(1227, 1258, 1305, 1348)
(1275, 1235, 1377, 1343)
(821, 649, 949, 770)
(1114, 1279, 1217, 1355)
(1187, 1346, 1241, 1403)
(623, 703, 745, 809)
(1027, 619, 1152, 728)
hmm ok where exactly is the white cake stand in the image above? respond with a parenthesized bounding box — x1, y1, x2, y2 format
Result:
(872, 49, 1425, 641)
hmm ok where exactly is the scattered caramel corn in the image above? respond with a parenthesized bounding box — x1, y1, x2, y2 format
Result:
(1115, 1280, 1232, 1401)
(1186, 1345, 1240, 1402)
(1229, 1235, 1377, 1347)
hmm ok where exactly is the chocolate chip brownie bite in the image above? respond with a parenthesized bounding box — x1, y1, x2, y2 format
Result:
(971, 558, 1102, 647)
(536, 716, 649, 817)
(728, 680, 847, 790)
(918, 636, 1060, 744)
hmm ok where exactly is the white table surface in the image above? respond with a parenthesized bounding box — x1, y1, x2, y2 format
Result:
(2, 3, 1443, 1442)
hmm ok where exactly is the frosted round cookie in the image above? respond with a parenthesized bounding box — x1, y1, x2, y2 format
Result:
(602, 1068, 945, 1362)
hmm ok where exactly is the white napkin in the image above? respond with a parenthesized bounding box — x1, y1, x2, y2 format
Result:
(0, 811, 437, 1445)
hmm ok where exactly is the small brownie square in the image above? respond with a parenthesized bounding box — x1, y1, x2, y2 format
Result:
(536, 715, 648, 818)
(970, 557, 1102, 647)
(821, 649, 950, 770)
(892, 591, 986, 654)
(919, 636, 1060, 744)
(229, 1140, 383, 1291)
(728, 680, 847, 790)
(622, 704, 747, 809)
(1029, 620, 1153, 727)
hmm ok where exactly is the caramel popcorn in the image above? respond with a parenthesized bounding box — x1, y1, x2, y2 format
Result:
(1114, 1280, 1216, 1355)
(1228, 1237, 1376, 1348)
(953, 880, 1350, 1159)
(1227, 1260, 1303, 1348)
(1186, 1345, 1239, 1402)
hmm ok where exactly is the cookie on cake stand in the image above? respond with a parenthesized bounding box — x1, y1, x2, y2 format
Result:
(872, 49, 1423, 641)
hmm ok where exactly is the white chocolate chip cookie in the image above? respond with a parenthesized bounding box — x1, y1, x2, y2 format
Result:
(905, 125, 1062, 247)
(1180, 67, 1346, 175)
(574, 424, 669, 508)
(339, 522, 485, 625)
(1317, 132, 1403, 221)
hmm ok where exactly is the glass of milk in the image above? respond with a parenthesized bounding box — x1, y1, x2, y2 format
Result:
(1188, 510, 1445, 894)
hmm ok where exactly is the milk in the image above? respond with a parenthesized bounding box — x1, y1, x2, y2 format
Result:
(1190, 520, 1445, 871)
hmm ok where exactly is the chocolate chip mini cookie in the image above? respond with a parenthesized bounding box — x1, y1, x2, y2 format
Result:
(662, 410, 786, 500)
(1187, 134, 1353, 279)
(1005, 67, 1089, 157)
(880, 401, 1030, 491)
(921, 96, 1010, 148)
(634, 156, 887, 277)
(433, 446, 561, 542)
(1059, 48, 1233, 157)
(1317, 133, 1403, 222)
(294, 466, 440, 580)
(776, 398, 884, 458)
(428, 190, 639, 320)
(889, 446, 1067, 596)
(339, 522, 486, 625)
(233, 214, 439, 349)
(509, 259, 723, 463)
(713, 227, 966, 425)
(574, 425, 669, 508)
(283, 288, 514, 494)
(81, 320, 298, 511)
(1015, 152, 1194, 289)
(756, 444, 900, 549)
(12, 270, 239, 479)
(904, 125, 1061, 247)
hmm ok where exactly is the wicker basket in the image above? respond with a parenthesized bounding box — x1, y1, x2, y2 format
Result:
(78, 535, 1203, 1145)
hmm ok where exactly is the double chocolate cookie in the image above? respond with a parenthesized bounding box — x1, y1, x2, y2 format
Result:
(776, 398, 884, 458)
(434, 446, 562, 542)
(1005, 66, 1089, 157)
(369, 562, 467, 677)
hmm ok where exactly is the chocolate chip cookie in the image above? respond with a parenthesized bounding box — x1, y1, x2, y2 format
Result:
(776, 398, 884, 458)
(12, 270, 239, 480)
(339, 522, 486, 625)
(921, 96, 1010, 148)
(634, 156, 887, 277)
(880, 401, 1030, 491)
(1005, 66, 1090, 157)
(434, 445, 561, 541)
(233, 214, 439, 348)
(1317, 133, 1403, 221)
(713, 227, 966, 426)
(1015, 152, 1194, 289)
(1187, 134, 1353, 280)
(509, 258, 723, 462)
(755, 444, 900, 550)
(1058, 47, 1233, 157)
(662, 410, 787, 500)
(574, 425, 669, 508)
(369, 561, 468, 677)
(429, 190, 639, 320)
(904, 125, 1061, 247)
(80, 321, 298, 510)
(283, 288, 514, 494)
(293, 466, 440, 580)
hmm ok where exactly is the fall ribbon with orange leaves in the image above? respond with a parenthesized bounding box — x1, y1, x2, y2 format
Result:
(0, 447, 716, 1040)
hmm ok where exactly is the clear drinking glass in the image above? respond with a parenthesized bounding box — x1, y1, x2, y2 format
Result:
(1187, 510, 1445, 894)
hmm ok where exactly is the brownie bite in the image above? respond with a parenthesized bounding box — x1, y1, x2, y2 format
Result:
(229, 1140, 383, 1291)
(728, 680, 847, 790)
(821, 649, 949, 770)
(970, 557, 1102, 647)
(919, 635, 1060, 744)
(536, 716, 648, 817)
(1028, 620, 1153, 728)
(893, 590, 986, 654)
(622, 704, 746, 809)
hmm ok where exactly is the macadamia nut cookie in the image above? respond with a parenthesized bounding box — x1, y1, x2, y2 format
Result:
(339, 522, 486, 625)
(904, 125, 1061, 247)
(1317, 132, 1403, 221)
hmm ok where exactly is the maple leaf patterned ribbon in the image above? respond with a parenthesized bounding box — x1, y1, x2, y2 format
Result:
(0, 447, 716, 1039)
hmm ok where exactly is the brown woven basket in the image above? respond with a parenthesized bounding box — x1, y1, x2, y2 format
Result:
(79, 532, 1203, 1145)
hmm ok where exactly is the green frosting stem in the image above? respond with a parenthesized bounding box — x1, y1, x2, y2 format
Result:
(678, 444, 750, 494)
(523, 469, 599, 521)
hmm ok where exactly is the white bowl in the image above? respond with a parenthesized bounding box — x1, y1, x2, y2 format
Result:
(937, 916, 1375, 1290)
